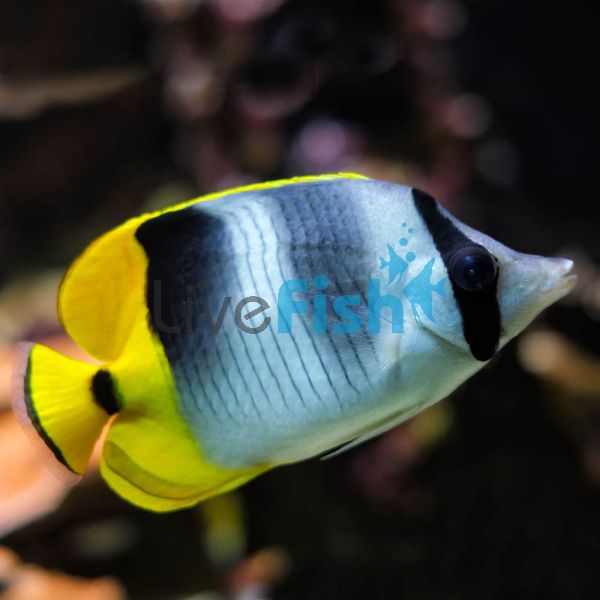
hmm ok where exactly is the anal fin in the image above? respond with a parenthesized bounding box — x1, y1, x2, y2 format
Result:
(320, 402, 425, 460)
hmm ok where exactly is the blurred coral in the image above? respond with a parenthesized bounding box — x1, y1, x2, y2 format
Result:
(228, 547, 290, 600)
(0, 546, 123, 600)
(202, 493, 247, 565)
(0, 410, 69, 537)
(518, 329, 600, 398)
(0, 69, 147, 120)
(0, 347, 14, 412)
(351, 401, 453, 508)
(518, 326, 600, 487)
(0, 273, 63, 344)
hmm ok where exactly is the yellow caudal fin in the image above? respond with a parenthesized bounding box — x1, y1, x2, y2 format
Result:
(12, 343, 113, 480)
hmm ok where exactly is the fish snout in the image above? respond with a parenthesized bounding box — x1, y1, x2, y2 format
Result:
(539, 257, 577, 303)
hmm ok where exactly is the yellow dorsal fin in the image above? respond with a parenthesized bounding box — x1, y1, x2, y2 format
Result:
(58, 172, 368, 361)
(58, 216, 150, 362)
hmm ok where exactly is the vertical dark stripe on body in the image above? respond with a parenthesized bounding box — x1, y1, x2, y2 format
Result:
(135, 207, 253, 420)
(267, 210, 343, 408)
(279, 191, 351, 402)
(412, 189, 501, 361)
(309, 186, 375, 385)
(278, 183, 370, 398)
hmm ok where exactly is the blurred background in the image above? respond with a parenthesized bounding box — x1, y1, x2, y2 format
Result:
(1, 0, 600, 598)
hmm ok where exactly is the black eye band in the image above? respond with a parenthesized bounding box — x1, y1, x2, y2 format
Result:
(412, 189, 501, 361)
(448, 245, 498, 292)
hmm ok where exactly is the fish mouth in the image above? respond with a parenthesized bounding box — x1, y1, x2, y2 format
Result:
(555, 273, 577, 296)
(542, 258, 577, 303)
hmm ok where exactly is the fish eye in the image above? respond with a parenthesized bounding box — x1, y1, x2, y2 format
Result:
(448, 245, 498, 292)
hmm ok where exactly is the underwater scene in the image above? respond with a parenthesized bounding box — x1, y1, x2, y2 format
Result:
(1, 1, 599, 598)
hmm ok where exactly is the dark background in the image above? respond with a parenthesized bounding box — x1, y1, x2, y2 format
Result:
(1, 1, 599, 598)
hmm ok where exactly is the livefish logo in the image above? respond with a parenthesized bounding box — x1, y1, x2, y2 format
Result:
(379, 222, 447, 327)
(277, 222, 447, 335)
(152, 223, 448, 335)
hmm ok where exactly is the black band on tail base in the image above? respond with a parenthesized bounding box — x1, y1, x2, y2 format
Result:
(92, 370, 120, 415)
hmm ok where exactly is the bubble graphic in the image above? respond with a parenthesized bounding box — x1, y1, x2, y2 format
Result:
(406, 252, 416, 262)
(408, 228, 414, 234)
(400, 238, 408, 246)
(402, 222, 407, 227)
(313, 274, 329, 290)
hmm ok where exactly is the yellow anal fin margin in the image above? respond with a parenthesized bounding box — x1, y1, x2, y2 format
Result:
(100, 440, 268, 512)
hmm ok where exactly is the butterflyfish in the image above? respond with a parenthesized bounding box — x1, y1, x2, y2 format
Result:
(13, 174, 576, 511)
